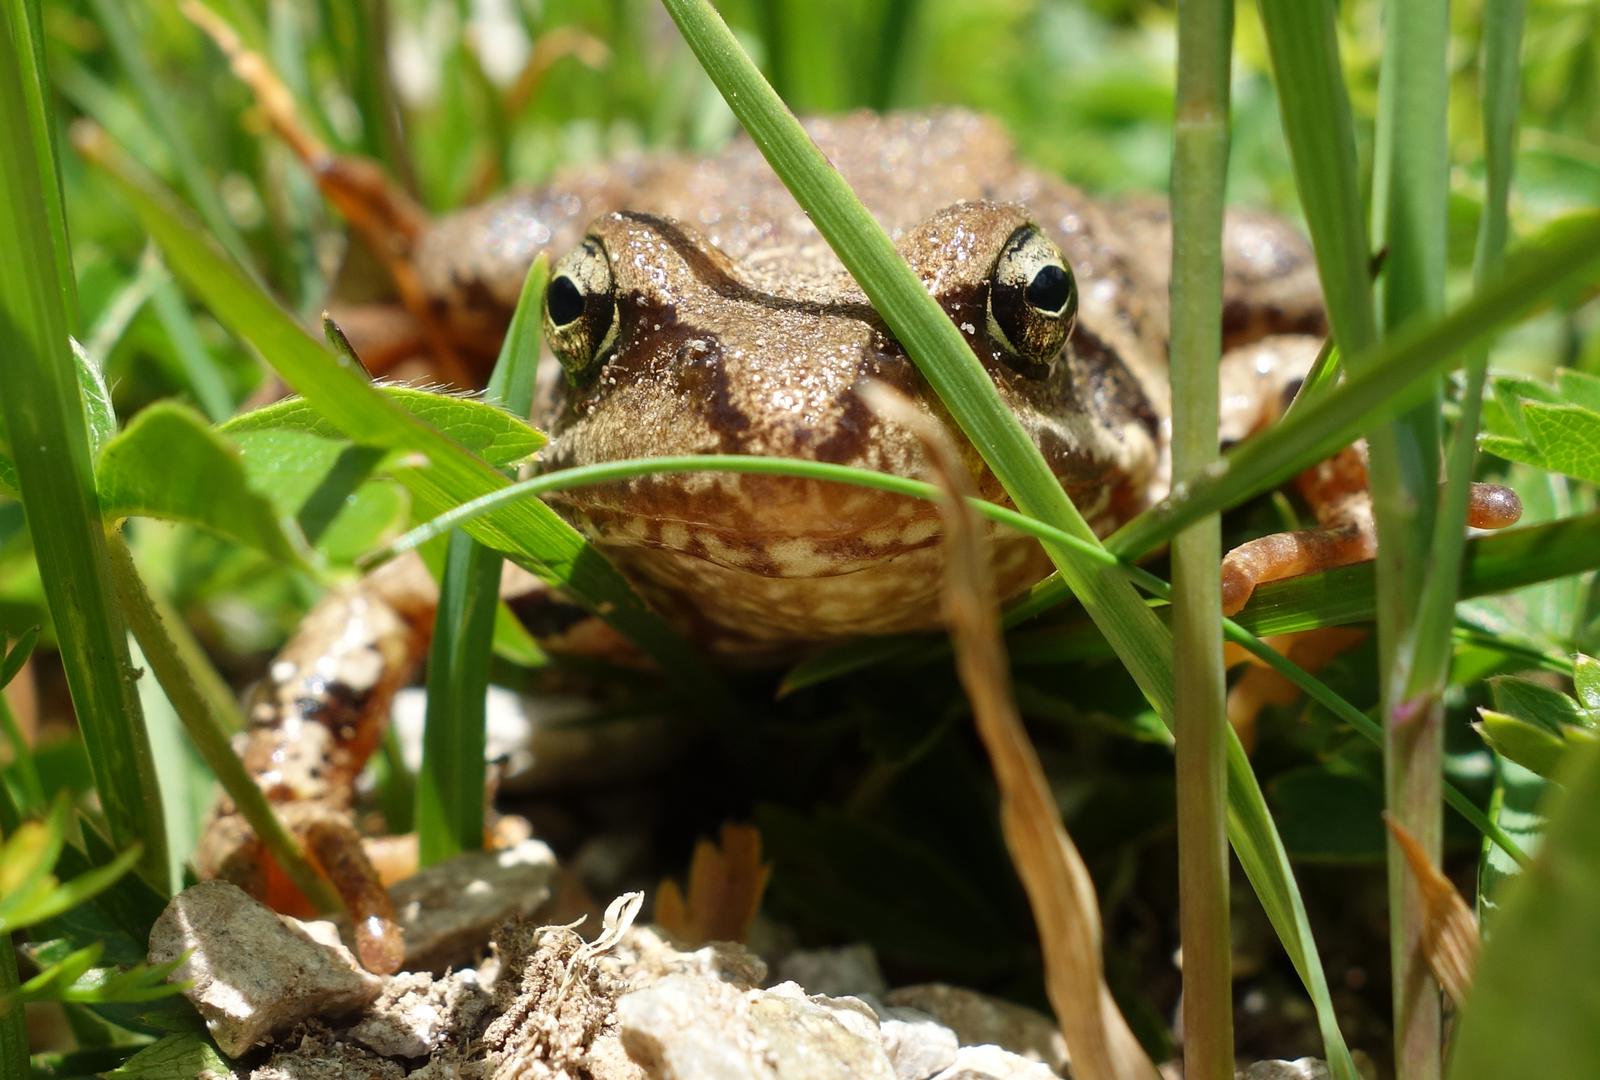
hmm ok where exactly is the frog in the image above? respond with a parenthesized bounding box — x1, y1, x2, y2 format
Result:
(186, 16, 1522, 973)
(403, 109, 1338, 653)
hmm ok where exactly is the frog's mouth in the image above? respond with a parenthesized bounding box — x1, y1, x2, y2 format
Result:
(548, 472, 957, 582)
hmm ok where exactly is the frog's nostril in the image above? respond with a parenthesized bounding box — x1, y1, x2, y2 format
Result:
(547, 275, 585, 326)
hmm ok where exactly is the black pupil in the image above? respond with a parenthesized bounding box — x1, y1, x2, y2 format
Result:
(547, 275, 585, 326)
(1025, 264, 1071, 314)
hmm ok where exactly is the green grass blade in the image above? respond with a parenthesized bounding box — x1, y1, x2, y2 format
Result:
(1170, 0, 1235, 1069)
(1408, 0, 1528, 699)
(84, 132, 715, 696)
(1255, 0, 1378, 356)
(417, 255, 549, 865)
(1372, 2, 1453, 1067)
(0, 3, 168, 886)
(1107, 211, 1600, 560)
(1408, 0, 1529, 697)
(9, 0, 74, 327)
(149, 278, 235, 422)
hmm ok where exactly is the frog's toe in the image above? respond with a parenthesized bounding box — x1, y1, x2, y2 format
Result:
(1218, 522, 1375, 617)
(1468, 482, 1522, 530)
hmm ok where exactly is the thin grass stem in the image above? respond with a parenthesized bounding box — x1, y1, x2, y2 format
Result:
(417, 256, 547, 865)
(1372, 2, 1452, 1070)
(1170, 0, 1235, 1070)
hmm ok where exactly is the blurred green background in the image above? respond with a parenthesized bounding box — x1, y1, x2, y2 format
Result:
(4, 1, 1598, 1064)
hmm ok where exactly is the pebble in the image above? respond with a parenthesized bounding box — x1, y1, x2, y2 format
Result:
(147, 881, 381, 1058)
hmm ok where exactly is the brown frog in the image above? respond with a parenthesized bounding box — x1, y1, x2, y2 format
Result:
(408, 109, 1354, 652)
(188, 18, 1521, 973)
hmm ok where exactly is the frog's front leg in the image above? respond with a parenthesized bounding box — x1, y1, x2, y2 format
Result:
(1213, 335, 1522, 615)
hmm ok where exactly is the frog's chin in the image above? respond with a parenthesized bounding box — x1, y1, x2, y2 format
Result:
(593, 523, 1054, 656)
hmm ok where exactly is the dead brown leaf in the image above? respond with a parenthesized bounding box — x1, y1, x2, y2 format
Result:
(1384, 813, 1478, 1007)
(860, 384, 1159, 1080)
(654, 823, 770, 945)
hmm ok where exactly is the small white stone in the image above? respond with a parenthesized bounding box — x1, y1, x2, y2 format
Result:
(148, 881, 381, 1057)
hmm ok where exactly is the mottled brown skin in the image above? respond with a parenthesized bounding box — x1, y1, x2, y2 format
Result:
(416, 110, 1330, 650)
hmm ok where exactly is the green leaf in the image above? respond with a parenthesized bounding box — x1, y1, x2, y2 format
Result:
(95, 403, 310, 568)
(1490, 674, 1596, 732)
(73, 339, 115, 459)
(220, 385, 545, 469)
(1575, 655, 1600, 711)
(1450, 743, 1600, 1079)
(101, 1033, 231, 1080)
(1481, 370, 1600, 485)
(1556, 367, 1600, 413)
(1523, 403, 1600, 485)
(1478, 757, 1547, 929)
(227, 430, 402, 562)
(1475, 709, 1577, 779)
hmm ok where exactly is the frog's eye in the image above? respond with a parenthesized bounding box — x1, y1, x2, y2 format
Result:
(545, 239, 619, 385)
(986, 225, 1077, 376)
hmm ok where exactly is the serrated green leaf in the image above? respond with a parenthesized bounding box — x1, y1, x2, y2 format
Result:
(1488, 373, 1563, 441)
(1476, 710, 1576, 778)
(101, 1033, 231, 1080)
(1477, 432, 1541, 469)
(1557, 368, 1600, 414)
(1522, 402, 1600, 485)
(96, 403, 309, 567)
(220, 385, 544, 469)
(1490, 674, 1592, 733)
(1575, 655, 1600, 712)
(227, 429, 403, 562)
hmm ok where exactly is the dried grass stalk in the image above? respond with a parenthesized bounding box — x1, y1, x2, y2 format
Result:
(861, 384, 1158, 1080)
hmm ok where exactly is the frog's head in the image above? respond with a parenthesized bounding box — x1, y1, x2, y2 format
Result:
(536, 201, 1150, 577)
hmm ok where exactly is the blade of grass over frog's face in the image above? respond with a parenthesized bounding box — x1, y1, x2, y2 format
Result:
(377, 449, 1531, 869)
(81, 128, 718, 704)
